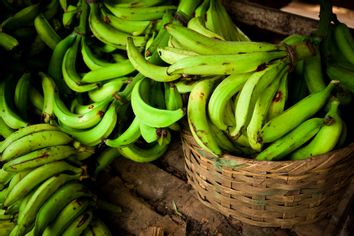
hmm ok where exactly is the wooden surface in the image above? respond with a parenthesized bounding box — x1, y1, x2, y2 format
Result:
(95, 138, 354, 236)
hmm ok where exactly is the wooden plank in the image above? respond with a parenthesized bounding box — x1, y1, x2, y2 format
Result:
(222, 0, 319, 36)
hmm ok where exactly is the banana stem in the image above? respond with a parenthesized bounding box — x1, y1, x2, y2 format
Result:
(313, 0, 333, 40)
(76, 0, 89, 35)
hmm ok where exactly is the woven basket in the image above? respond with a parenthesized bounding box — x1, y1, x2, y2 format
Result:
(181, 129, 354, 228)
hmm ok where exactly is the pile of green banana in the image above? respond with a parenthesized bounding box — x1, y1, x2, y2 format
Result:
(0, 124, 115, 236)
(0, 0, 353, 234)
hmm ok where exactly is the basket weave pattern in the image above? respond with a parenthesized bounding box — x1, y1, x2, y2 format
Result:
(182, 130, 354, 228)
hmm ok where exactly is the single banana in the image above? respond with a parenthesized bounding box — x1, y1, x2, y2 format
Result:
(0, 117, 15, 138)
(0, 31, 19, 51)
(0, 170, 30, 206)
(2, 145, 77, 173)
(4, 160, 82, 207)
(104, 2, 176, 21)
(0, 123, 59, 153)
(48, 32, 76, 97)
(88, 2, 146, 50)
(208, 72, 251, 131)
(105, 116, 141, 148)
(164, 82, 183, 110)
(54, 94, 112, 129)
(260, 80, 338, 143)
(34, 13, 61, 49)
(0, 79, 28, 130)
(80, 36, 116, 70)
(174, 79, 197, 93)
(81, 59, 135, 83)
(188, 77, 222, 157)
(164, 23, 283, 55)
(266, 71, 289, 120)
(62, 36, 99, 93)
(89, 217, 112, 236)
(100, 6, 152, 36)
(1, 130, 73, 162)
(0, 3, 40, 31)
(290, 98, 344, 160)
(43, 198, 94, 236)
(61, 210, 93, 236)
(167, 51, 287, 76)
(187, 16, 224, 40)
(303, 45, 326, 93)
(59, 102, 118, 146)
(14, 72, 31, 120)
(33, 181, 95, 235)
(246, 69, 285, 151)
(326, 62, 354, 94)
(333, 22, 354, 65)
(29, 86, 45, 115)
(117, 131, 171, 163)
(126, 37, 180, 82)
(157, 46, 198, 64)
(0, 168, 14, 188)
(140, 121, 165, 143)
(62, 5, 77, 28)
(94, 148, 121, 176)
(16, 173, 81, 235)
(88, 77, 127, 102)
(231, 61, 287, 139)
(176, 0, 202, 21)
(131, 77, 185, 127)
(40, 72, 56, 123)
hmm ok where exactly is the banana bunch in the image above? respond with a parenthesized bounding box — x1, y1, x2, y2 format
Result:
(0, 123, 117, 235)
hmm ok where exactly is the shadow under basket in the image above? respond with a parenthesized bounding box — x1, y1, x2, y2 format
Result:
(181, 129, 354, 228)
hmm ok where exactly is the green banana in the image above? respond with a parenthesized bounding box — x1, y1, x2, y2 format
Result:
(0, 123, 59, 153)
(89, 217, 112, 236)
(208, 72, 251, 131)
(246, 69, 285, 151)
(1, 130, 73, 162)
(100, 6, 152, 36)
(4, 160, 82, 207)
(140, 121, 164, 143)
(290, 98, 344, 160)
(16, 173, 81, 235)
(61, 210, 93, 236)
(157, 46, 198, 64)
(62, 36, 99, 93)
(1, 169, 30, 206)
(164, 82, 183, 110)
(88, 78, 127, 102)
(188, 77, 222, 157)
(62, 5, 78, 28)
(0, 3, 40, 31)
(260, 80, 338, 143)
(81, 59, 135, 83)
(303, 44, 326, 93)
(256, 117, 323, 161)
(104, 2, 176, 21)
(333, 22, 354, 65)
(29, 86, 44, 115)
(131, 77, 185, 127)
(88, 2, 146, 50)
(34, 13, 61, 50)
(0, 220, 15, 235)
(0, 31, 19, 50)
(2, 145, 77, 173)
(14, 72, 30, 121)
(164, 23, 282, 55)
(209, 122, 241, 154)
(0, 168, 14, 188)
(117, 131, 171, 163)
(326, 62, 354, 93)
(266, 71, 289, 120)
(176, 0, 202, 21)
(33, 181, 95, 235)
(187, 16, 224, 40)
(94, 148, 121, 176)
(105, 116, 141, 148)
(54, 94, 112, 129)
(59, 102, 118, 146)
(167, 51, 288, 76)
(0, 117, 15, 138)
(231, 61, 287, 139)
(126, 37, 180, 82)
(104, 0, 166, 8)
(43, 0, 60, 19)
(43, 198, 94, 236)
(40, 72, 56, 123)
(0, 79, 28, 129)
(48, 32, 76, 96)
